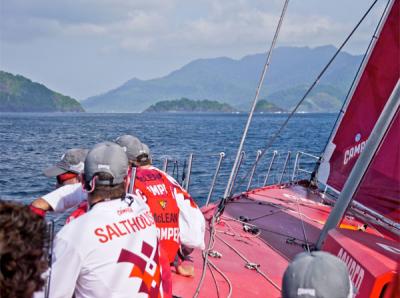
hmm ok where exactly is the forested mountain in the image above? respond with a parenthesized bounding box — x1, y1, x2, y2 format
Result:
(144, 98, 237, 113)
(83, 45, 362, 113)
(0, 71, 84, 112)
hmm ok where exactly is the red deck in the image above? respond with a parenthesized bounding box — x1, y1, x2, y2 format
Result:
(172, 184, 398, 297)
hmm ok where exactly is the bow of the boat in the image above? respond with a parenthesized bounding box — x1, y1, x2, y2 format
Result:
(172, 202, 289, 297)
(171, 183, 392, 297)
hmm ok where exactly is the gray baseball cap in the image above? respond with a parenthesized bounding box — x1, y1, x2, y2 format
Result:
(115, 135, 150, 161)
(282, 251, 352, 298)
(84, 142, 128, 186)
(139, 143, 151, 161)
(44, 148, 88, 177)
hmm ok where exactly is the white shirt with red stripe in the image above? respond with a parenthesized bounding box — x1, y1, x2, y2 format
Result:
(49, 196, 164, 298)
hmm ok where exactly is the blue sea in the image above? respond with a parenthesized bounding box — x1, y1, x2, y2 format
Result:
(0, 112, 336, 224)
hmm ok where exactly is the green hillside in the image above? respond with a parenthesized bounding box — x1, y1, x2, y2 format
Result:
(255, 100, 285, 112)
(0, 71, 84, 112)
(144, 98, 237, 113)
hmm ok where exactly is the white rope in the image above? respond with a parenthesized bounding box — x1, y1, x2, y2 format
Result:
(215, 233, 281, 291)
(207, 259, 233, 298)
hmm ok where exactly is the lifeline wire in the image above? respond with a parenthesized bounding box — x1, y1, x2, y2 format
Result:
(229, 0, 380, 198)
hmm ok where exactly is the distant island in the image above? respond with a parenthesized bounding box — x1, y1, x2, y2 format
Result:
(0, 71, 84, 112)
(144, 97, 286, 113)
(143, 98, 237, 113)
(255, 100, 286, 113)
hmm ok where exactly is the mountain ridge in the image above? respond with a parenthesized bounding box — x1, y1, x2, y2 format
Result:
(0, 71, 84, 112)
(82, 45, 362, 113)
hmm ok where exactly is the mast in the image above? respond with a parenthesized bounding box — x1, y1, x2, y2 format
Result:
(316, 80, 400, 249)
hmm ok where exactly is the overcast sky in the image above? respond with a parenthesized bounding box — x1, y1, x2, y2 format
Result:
(0, 0, 386, 100)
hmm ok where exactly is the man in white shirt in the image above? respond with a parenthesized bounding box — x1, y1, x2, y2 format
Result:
(30, 148, 88, 216)
(49, 142, 165, 298)
(32, 137, 205, 256)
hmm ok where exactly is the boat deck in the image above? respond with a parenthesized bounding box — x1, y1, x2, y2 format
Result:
(172, 183, 381, 297)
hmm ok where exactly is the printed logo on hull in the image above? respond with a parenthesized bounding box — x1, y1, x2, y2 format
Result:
(337, 248, 365, 292)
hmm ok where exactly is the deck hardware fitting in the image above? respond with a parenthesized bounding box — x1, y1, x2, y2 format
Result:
(243, 224, 260, 235)
(245, 263, 260, 270)
(208, 250, 223, 258)
(239, 216, 250, 222)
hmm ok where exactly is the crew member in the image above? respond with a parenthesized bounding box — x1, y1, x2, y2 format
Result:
(30, 148, 88, 217)
(49, 142, 166, 297)
(282, 251, 353, 298)
(32, 135, 205, 277)
(0, 200, 48, 298)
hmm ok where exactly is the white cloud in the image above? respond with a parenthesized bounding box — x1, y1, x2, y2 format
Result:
(63, 23, 107, 36)
(0, 0, 174, 43)
(1, 0, 381, 52)
(281, 15, 346, 46)
(0, 0, 386, 98)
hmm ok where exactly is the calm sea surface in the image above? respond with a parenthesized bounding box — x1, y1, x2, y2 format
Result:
(0, 112, 336, 224)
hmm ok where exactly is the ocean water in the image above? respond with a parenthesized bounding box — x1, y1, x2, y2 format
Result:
(0, 112, 336, 223)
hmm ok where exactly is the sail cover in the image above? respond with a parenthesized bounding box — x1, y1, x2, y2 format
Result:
(318, 0, 399, 219)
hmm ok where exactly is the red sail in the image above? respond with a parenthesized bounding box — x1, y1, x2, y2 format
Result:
(354, 108, 400, 223)
(318, 0, 399, 198)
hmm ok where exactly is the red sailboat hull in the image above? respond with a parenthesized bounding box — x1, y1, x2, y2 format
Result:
(172, 184, 399, 297)
(171, 1, 400, 297)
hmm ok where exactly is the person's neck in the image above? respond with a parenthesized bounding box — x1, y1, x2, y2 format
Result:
(88, 195, 111, 208)
(139, 164, 151, 169)
(65, 177, 79, 184)
(57, 178, 79, 188)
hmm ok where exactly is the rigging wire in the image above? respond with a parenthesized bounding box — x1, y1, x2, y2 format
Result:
(222, 0, 291, 202)
(318, 0, 392, 172)
(228, 0, 380, 198)
(294, 196, 311, 252)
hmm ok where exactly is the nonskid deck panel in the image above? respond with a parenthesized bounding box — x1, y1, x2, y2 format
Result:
(172, 183, 383, 297)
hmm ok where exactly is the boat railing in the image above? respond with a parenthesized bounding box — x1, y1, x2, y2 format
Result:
(152, 149, 321, 206)
(291, 151, 320, 182)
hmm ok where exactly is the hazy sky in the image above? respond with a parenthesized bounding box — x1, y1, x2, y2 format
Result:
(0, 0, 386, 100)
